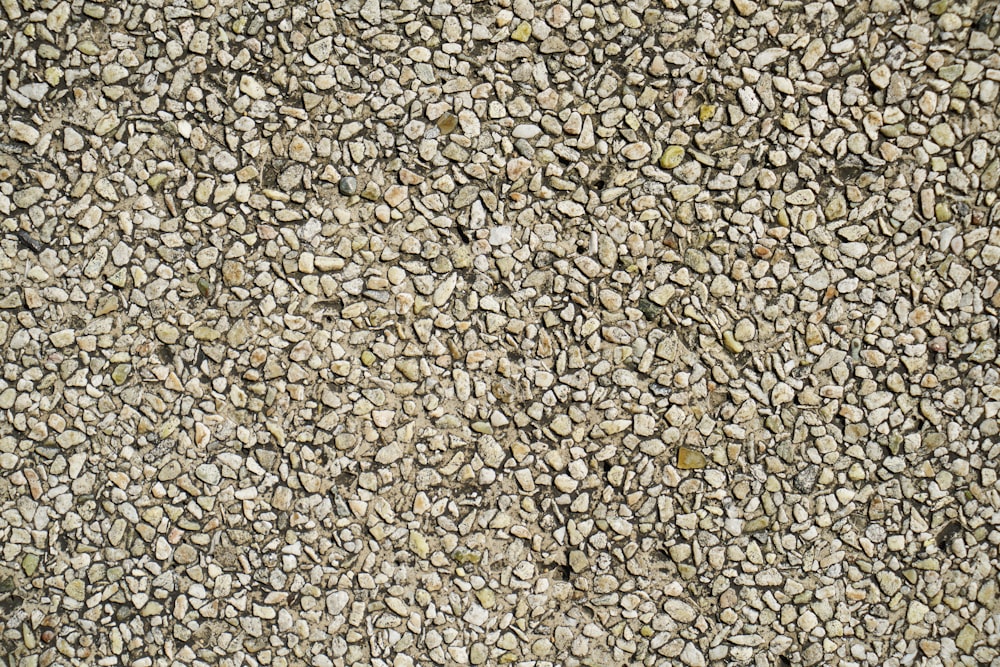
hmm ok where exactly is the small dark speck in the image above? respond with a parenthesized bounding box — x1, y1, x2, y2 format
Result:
(936, 521, 963, 549)
(13, 230, 44, 254)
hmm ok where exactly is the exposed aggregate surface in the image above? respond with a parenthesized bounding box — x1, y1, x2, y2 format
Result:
(2, 0, 1000, 666)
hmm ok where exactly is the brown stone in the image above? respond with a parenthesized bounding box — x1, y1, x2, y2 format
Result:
(222, 261, 245, 286)
(677, 447, 707, 470)
(437, 112, 458, 134)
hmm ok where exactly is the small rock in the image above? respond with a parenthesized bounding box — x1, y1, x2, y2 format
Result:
(49, 330, 76, 348)
(659, 146, 685, 169)
(956, 625, 977, 652)
(195, 464, 221, 485)
(470, 643, 488, 665)
(360, 0, 380, 23)
(907, 600, 929, 624)
(801, 38, 826, 69)
(63, 127, 84, 151)
(222, 261, 245, 286)
(174, 544, 198, 565)
(0, 388, 16, 409)
(339, 175, 358, 196)
(56, 430, 85, 448)
(102, 63, 129, 85)
(288, 136, 313, 162)
(65, 579, 86, 601)
(622, 142, 651, 161)
(155, 323, 180, 344)
(240, 75, 266, 99)
(787, 189, 815, 205)
(722, 331, 744, 353)
(409, 531, 429, 558)
(22, 553, 39, 576)
(384, 185, 408, 207)
(870, 64, 891, 88)
(158, 460, 183, 481)
(489, 226, 512, 246)
(677, 447, 707, 469)
(550, 415, 572, 436)
(930, 123, 956, 147)
(9, 121, 40, 145)
(511, 21, 531, 42)
(213, 151, 238, 172)
(771, 382, 795, 405)
(272, 487, 293, 511)
(507, 157, 532, 180)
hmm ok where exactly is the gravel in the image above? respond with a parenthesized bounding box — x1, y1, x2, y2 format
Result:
(2, 0, 1000, 665)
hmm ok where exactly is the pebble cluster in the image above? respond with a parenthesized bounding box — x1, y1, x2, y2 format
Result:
(2, 0, 1000, 665)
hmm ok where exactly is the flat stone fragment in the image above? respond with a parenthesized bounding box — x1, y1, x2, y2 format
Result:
(870, 64, 891, 88)
(213, 151, 238, 172)
(672, 184, 700, 201)
(550, 415, 572, 436)
(433, 273, 457, 306)
(511, 21, 531, 42)
(787, 189, 815, 205)
(195, 464, 220, 485)
(288, 136, 313, 162)
(569, 550, 589, 573)
(659, 145, 685, 168)
(9, 120, 39, 144)
(22, 553, 39, 575)
(272, 487, 293, 511)
(56, 430, 86, 448)
(489, 226, 512, 246)
(384, 184, 408, 207)
(174, 544, 198, 564)
(65, 579, 86, 601)
(622, 142, 651, 160)
(102, 63, 129, 84)
(158, 461, 183, 481)
(375, 442, 404, 464)
(240, 75, 266, 99)
(956, 625, 977, 652)
(771, 382, 795, 405)
(753, 48, 788, 69)
(677, 447, 707, 469)
(49, 329, 75, 347)
(801, 38, 825, 69)
(930, 123, 956, 147)
(94, 112, 119, 136)
(360, 0, 380, 23)
(155, 323, 180, 344)
(409, 530, 429, 558)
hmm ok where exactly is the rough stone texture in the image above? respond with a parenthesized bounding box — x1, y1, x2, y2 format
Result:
(1, 0, 1000, 666)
